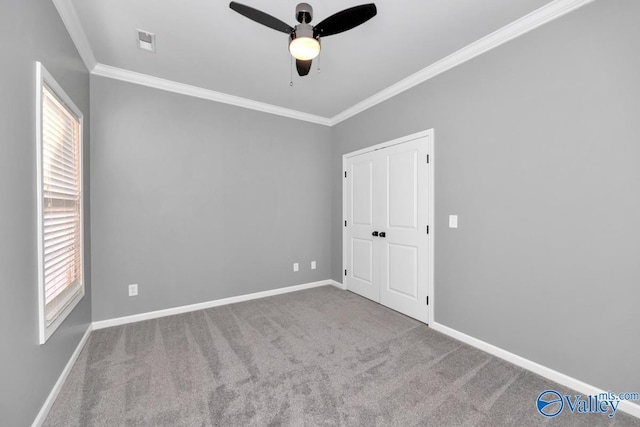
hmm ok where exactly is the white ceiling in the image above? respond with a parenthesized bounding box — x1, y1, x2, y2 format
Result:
(64, 0, 560, 119)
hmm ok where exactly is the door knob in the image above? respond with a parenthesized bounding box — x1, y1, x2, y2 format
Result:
(372, 231, 379, 236)
(379, 232, 386, 238)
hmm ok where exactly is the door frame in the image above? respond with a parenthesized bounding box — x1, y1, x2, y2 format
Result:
(342, 129, 435, 325)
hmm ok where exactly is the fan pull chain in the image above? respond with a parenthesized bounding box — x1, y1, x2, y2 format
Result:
(290, 56, 294, 87)
(317, 53, 321, 73)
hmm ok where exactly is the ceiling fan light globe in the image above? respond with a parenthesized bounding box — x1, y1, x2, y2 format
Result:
(289, 36, 320, 60)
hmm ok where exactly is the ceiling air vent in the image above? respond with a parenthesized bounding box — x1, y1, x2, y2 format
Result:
(136, 29, 156, 53)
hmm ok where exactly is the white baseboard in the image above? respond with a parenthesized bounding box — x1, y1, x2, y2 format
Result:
(329, 279, 346, 290)
(34, 280, 345, 425)
(32, 324, 93, 427)
(430, 322, 640, 419)
(44, 288, 637, 424)
(93, 280, 339, 330)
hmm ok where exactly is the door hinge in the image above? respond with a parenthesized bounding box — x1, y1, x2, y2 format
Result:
(426, 225, 429, 234)
(426, 296, 429, 305)
(344, 269, 347, 276)
(426, 154, 430, 164)
(344, 220, 347, 227)
(344, 171, 347, 178)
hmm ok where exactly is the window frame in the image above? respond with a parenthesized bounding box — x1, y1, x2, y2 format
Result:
(35, 62, 85, 344)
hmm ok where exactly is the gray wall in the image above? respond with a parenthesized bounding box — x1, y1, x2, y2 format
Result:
(0, 1, 91, 425)
(90, 76, 332, 321)
(332, 0, 639, 392)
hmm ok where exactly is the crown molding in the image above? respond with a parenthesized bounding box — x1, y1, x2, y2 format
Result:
(328, 0, 597, 125)
(92, 64, 333, 126)
(55, 0, 596, 127)
(52, 0, 97, 71)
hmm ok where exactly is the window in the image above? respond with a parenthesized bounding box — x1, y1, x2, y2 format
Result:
(36, 62, 84, 344)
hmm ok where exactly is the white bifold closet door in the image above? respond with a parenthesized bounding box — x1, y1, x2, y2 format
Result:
(345, 135, 430, 324)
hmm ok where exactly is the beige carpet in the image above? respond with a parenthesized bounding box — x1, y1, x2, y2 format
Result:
(44, 286, 638, 426)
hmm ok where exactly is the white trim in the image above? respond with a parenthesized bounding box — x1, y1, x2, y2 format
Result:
(53, 0, 594, 127)
(32, 324, 93, 427)
(93, 280, 336, 330)
(342, 130, 435, 324)
(328, 0, 596, 125)
(431, 322, 640, 419)
(32, 288, 639, 424)
(342, 155, 348, 296)
(91, 64, 332, 126)
(342, 130, 433, 159)
(36, 63, 45, 343)
(51, 0, 97, 71)
(329, 279, 346, 290)
(34, 282, 347, 424)
(426, 131, 435, 325)
(36, 62, 86, 344)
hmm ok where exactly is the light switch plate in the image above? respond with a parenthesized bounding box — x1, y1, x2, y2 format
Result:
(449, 215, 458, 228)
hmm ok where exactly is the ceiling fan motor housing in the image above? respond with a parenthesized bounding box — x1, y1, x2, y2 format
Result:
(291, 23, 315, 41)
(296, 3, 313, 23)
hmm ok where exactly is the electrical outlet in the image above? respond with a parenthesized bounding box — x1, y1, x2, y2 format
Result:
(293, 263, 299, 272)
(311, 261, 316, 270)
(128, 284, 138, 296)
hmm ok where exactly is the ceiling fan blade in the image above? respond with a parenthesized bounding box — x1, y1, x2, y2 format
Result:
(314, 4, 377, 38)
(296, 59, 312, 76)
(229, 2, 293, 34)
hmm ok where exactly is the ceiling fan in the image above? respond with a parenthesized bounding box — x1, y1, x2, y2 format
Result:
(229, 2, 377, 76)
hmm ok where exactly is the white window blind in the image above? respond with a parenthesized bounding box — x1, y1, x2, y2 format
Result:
(36, 62, 84, 344)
